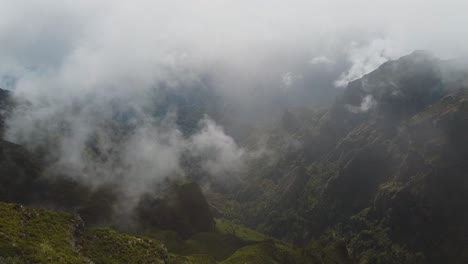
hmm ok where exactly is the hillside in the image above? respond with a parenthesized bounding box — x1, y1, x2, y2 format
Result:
(0, 201, 352, 263)
(1, 52, 468, 263)
(0, 202, 168, 263)
(207, 51, 468, 263)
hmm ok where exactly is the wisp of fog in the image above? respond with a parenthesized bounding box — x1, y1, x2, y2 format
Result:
(0, 0, 467, 200)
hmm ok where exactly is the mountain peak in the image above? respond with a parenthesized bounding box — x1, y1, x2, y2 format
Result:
(340, 51, 447, 119)
(405, 49, 434, 59)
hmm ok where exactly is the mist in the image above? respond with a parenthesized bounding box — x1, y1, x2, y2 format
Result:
(1, 0, 468, 210)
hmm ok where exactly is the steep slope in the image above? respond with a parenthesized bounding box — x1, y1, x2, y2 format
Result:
(2, 51, 468, 263)
(137, 182, 216, 238)
(0, 202, 169, 263)
(209, 51, 468, 263)
(0, 202, 86, 263)
(0, 140, 43, 204)
(80, 228, 169, 264)
(0, 88, 12, 136)
(0, 201, 352, 264)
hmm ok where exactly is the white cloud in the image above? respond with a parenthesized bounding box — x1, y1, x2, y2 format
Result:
(1, 0, 467, 97)
(334, 39, 403, 87)
(345, 94, 377, 113)
(189, 116, 245, 175)
(1, 0, 468, 197)
(309, 56, 335, 66)
(360, 95, 377, 112)
(281, 72, 302, 90)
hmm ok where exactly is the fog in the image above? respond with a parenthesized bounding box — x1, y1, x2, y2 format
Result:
(0, 0, 467, 199)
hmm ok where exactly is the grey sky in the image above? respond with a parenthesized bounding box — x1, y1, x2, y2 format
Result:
(1, 0, 467, 95)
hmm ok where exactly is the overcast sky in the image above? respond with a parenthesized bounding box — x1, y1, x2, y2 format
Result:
(2, 0, 468, 141)
(1, 0, 467, 96)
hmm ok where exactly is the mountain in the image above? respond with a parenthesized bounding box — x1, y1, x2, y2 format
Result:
(0, 201, 168, 263)
(1, 51, 468, 263)
(0, 201, 352, 263)
(208, 51, 468, 263)
(0, 88, 11, 135)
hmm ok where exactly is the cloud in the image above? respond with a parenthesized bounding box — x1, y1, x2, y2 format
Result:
(309, 56, 335, 66)
(1, 0, 468, 200)
(334, 39, 402, 87)
(345, 95, 377, 113)
(281, 72, 302, 90)
(360, 95, 377, 112)
(189, 116, 245, 175)
(1, 1, 466, 100)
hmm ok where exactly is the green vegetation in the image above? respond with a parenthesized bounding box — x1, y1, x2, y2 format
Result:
(298, 162, 340, 214)
(215, 218, 270, 242)
(204, 191, 244, 222)
(145, 219, 256, 261)
(0, 203, 86, 263)
(220, 241, 300, 264)
(80, 228, 168, 264)
(0, 201, 354, 263)
(220, 239, 351, 264)
(378, 181, 405, 196)
(0, 202, 169, 264)
(342, 209, 427, 264)
(168, 254, 217, 264)
(301, 239, 351, 264)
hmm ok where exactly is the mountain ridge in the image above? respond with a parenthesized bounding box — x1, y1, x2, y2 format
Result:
(207, 51, 468, 263)
(1, 51, 468, 263)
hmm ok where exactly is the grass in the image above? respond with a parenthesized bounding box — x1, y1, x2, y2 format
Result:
(144, 217, 293, 262)
(168, 253, 217, 264)
(220, 241, 300, 264)
(0, 203, 86, 263)
(0, 202, 169, 264)
(0, 201, 353, 264)
(80, 228, 168, 264)
(146, 228, 251, 261)
(379, 181, 405, 194)
(301, 239, 351, 264)
(215, 218, 270, 242)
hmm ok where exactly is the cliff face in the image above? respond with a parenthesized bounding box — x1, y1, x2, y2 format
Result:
(0, 90, 38, 203)
(0, 88, 11, 135)
(137, 182, 216, 238)
(312, 90, 468, 263)
(211, 52, 468, 263)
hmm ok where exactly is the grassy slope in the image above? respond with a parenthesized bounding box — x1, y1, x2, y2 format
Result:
(143, 219, 259, 261)
(0, 201, 351, 264)
(215, 218, 270, 242)
(149, 218, 351, 264)
(0, 202, 169, 264)
(0, 203, 85, 263)
(221, 241, 300, 264)
(81, 228, 168, 264)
